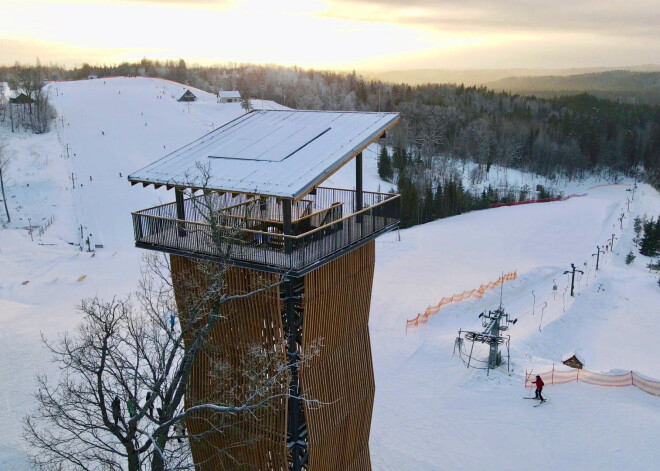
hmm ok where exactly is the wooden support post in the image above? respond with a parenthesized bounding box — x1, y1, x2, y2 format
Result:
(175, 188, 186, 237)
(283, 198, 293, 254)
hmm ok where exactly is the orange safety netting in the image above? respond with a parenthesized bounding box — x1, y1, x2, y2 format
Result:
(406, 271, 517, 330)
(488, 193, 586, 209)
(525, 367, 660, 397)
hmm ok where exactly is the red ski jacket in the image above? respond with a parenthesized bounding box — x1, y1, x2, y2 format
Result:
(534, 378, 544, 389)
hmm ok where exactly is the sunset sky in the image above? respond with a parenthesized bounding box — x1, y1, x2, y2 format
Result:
(1, 0, 659, 71)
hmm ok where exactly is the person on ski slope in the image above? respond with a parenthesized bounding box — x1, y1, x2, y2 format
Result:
(534, 375, 545, 401)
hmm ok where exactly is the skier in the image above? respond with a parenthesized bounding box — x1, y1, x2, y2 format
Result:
(111, 395, 121, 426)
(169, 312, 175, 332)
(534, 375, 545, 402)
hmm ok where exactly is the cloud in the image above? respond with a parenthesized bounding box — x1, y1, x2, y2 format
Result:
(324, 0, 660, 38)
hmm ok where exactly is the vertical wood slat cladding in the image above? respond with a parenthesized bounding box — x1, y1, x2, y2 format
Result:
(170, 240, 376, 470)
(170, 255, 288, 470)
(302, 241, 376, 470)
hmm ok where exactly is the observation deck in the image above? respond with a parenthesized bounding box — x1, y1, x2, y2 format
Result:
(129, 109, 401, 275)
(132, 186, 399, 275)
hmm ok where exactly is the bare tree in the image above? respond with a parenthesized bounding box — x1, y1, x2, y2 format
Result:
(18, 59, 46, 104)
(24, 168, 314, 470)
(6, 60, 54, 133)
(0, 138, 10, 223)
(24, 255, 291, 470)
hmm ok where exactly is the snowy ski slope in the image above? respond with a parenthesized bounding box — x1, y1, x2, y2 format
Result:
(1, 77, 659, 470)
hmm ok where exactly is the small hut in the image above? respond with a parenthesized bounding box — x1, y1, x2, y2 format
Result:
(177, 90, 197, 102)
(217, 90, 241, 103)
(562, 351, 584, 369)
(9, 93, 35, 105)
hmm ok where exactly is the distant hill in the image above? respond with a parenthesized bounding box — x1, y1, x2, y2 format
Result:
(486, 70, 660, 105)
(486, 70, 660, 93)
(364, 65, 660, 87)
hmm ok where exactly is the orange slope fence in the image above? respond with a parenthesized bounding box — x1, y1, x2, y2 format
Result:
(406, 271, 517, 330)
(525, 366, 660, 397)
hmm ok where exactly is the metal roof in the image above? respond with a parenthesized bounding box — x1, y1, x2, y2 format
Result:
(218, 90, 241, 99)
(128, 110, 399, 199)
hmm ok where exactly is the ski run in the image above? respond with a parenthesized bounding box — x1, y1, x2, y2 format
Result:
(1, 77, 659, 470)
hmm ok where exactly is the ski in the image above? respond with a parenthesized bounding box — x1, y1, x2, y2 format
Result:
(523, 397, 542, 400)
(533, 399, 549, 407)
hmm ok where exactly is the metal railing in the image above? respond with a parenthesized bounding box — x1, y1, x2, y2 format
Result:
(132, 188, 400, 273)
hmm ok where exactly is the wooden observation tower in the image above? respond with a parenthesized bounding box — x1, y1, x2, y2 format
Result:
(129, 110, 400, 470)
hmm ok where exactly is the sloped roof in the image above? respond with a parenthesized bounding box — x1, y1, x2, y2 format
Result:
(178, 90, 196, 101)
(9, 93, 35, 104)
(219, 90, 241, 99)
(562, 351, 585, 364)
(129, 110, 399, 199)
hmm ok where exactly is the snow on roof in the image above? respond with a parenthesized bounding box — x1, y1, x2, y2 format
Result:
(218, 90, 241, 99)
(128, 110, 399, 199)
(562, 351, 584, 363)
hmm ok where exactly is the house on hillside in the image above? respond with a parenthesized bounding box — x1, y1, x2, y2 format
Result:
(217, 90, 241, 103)
(177, 90, 197, 102)
(9, 93, 35, 105)
(562, 351, 585, 369)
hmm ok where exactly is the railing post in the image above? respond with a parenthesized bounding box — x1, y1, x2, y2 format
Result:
(175, 188, 187, 237)
(134, 214, 143, 240)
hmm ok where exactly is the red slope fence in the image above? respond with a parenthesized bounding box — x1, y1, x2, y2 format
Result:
(406, 271, 517, 330)
(525, 366, 660, 397)
(489, 193, 587, 209)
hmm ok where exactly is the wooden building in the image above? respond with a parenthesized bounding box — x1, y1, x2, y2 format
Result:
(178, 89, 197, 102)
(9, 93, 35, 104)
(562, 351, 584, 369)
(129, 110, 400, 470)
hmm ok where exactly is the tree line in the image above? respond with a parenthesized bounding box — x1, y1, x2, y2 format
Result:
(379, 146, 560, 228)
(0, 60, 55, 134)
(2, 59, 658, 183)
(2, 58, 659, 219)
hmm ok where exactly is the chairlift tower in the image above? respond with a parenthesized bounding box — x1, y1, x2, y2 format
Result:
(481, 308, 515, 368)
(456, 307, 517, 372)
(128, 110, 400, 470)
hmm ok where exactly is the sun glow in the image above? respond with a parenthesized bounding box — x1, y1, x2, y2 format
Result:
(0, 0, 472, 69)
(1, 0, 655, 69)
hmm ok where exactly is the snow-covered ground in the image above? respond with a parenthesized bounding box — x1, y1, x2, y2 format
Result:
(1, 77, 659, 470)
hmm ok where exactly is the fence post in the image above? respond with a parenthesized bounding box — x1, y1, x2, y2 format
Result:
(525, 370, 532, 388)
(552, 364, 555, 385)
(577, 368, 580, 382)
(630, 371, 634, 386)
